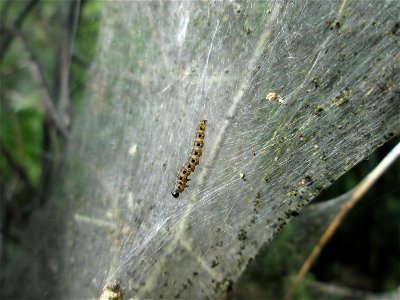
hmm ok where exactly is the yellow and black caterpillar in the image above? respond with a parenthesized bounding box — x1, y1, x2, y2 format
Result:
(171, 120, 207, 198)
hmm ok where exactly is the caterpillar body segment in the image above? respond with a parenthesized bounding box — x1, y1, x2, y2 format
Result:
(191, 146, 202, 157)
(194, 138, 204, 148)
(171, 120, 207, 198)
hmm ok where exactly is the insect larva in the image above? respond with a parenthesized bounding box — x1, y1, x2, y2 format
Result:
(171, 120, 207, 198)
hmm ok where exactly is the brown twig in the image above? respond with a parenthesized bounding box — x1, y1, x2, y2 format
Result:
(285, 142, 400, 300)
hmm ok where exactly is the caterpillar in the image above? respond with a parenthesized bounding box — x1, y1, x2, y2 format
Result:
(171, 120, 207, 198)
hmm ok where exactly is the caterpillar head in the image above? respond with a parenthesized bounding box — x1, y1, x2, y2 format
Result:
(171, 188, 179, 198)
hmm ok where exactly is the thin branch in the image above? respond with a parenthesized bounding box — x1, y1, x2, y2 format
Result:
(306, 281, 372, 299)
(14, 29, 71, 142)
(72, 53, 90, 69)
(0, 0, 39, 60)
(55, 0, 81, 128)
(285, 142, 400, 300)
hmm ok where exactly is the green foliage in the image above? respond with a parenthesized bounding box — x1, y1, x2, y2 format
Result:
(0, 0, 102, 226)
(0, 102, 43, 185)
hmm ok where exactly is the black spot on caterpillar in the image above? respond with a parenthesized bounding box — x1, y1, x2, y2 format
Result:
(171, 120, 207, 198)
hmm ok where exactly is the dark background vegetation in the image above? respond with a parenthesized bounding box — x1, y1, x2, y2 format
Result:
(234, 140, 400, 299)
(1, 1, 399, 299)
